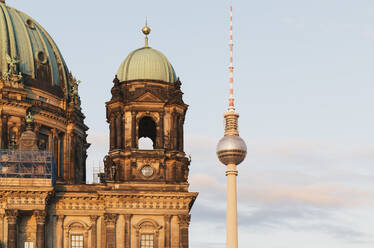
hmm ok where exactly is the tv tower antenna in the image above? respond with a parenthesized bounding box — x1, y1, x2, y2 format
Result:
(216, 6, 247, 248)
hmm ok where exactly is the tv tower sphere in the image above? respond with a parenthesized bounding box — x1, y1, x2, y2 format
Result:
(217, 134, 247, 166)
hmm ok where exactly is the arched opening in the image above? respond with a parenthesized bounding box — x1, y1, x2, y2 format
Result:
(138, 117, 156, 149)
(138, 137, 154, 150)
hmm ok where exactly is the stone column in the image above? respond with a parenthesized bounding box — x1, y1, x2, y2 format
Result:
(179, 116, 184, 151)
(1, 114, 8, 148)
(56, 215, 65, 248)
(124, 214, 132, 248)
(158, 112, 164, 149)
(178, 214, 190, 248)
(109, 115, 116, 150)
(116, 112, 122, 149)
(34, 210, 47, 248)
(90, 215, 99, 248)
(131, 111, 137, 148)
(64, 131, 75, 183)
(122, 114, 128, 149)
(0, 214, 4, 246)
(104, 213, 117, 248)
(84, 231, 89, 248)
(164, 215, 171, 248)
(5, 209, 18, 248)
(171, 111, 177, 150)
(57, 135, 62, 179)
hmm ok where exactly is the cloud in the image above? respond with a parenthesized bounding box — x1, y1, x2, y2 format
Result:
(238, 183, 374, 207)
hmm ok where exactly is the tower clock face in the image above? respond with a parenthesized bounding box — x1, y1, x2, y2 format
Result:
(141, 165, 154, 177)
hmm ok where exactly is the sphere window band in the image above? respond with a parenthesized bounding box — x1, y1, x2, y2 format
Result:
(141, 165, 154, 177)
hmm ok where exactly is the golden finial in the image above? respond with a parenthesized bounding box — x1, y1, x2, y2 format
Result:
(142, 18, 151, 47)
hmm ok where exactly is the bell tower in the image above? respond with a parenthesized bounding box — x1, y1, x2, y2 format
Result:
(104, 23, 190, 190)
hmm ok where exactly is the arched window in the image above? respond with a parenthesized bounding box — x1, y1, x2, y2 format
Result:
(134, 219, 162, 248)
(138, 117, 156, 149)
(63, 221, 89, 248)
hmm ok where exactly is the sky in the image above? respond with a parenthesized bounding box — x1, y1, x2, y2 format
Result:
(8, 0, 374, 247)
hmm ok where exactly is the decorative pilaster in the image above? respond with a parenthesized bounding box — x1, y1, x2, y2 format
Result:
(124, 215, 132, 248)
(1, 114, 8, 149)
(131, 111, 137, 148)
(0, 214, 4, 245)
(109, 115, 116, 150)
(178, 214, 190, 248)
(171, 111, 177, 150)
(5, 209, 18, 248)
(164, 215, 171, 248)
(90, 215, 99, 248)
(104, 213, 117, 248)
(34, 210, 47, 248)
(159, 112, 164, 148)
(56, 215, 65, 248)
(115, 112, 122, 149)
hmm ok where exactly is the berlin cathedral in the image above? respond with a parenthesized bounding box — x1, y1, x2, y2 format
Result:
(0, 1, 197, 247)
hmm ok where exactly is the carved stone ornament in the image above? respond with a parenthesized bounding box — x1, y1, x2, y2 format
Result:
(34, 210, 47, 224)
(90, 215, 99, 225)
(2, 54, 23, 82)
(104, 155, 117, 180)
(104, 213, 117, 226)
(5, 209, 18, 224)
(68, 72, 81, 105)
(178, 214, 191, 227)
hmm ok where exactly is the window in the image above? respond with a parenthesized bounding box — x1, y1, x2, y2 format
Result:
(24, 242, 34, 248)
(140, 234, 154, 248)
(71, 235, 84, 248)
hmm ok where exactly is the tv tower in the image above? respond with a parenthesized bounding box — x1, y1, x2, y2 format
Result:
(216, 6, 247, 248)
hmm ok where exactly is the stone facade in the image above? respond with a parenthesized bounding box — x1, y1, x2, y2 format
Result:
(0, 3, 197, 247)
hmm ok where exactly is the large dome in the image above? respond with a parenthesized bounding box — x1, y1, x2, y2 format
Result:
(117, 46, 177, 84)
(0, 2, 68, 97)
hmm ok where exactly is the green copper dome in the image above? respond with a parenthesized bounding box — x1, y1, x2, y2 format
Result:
(117, 46, 177, 83)
(0, 2, 69, 96)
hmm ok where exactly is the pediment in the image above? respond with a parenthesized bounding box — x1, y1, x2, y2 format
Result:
(135, 92, 163, 102)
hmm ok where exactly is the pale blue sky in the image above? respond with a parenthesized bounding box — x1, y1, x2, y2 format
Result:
(9, 0, 374, 247)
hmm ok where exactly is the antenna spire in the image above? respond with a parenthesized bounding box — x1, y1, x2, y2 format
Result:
(229, 6, 235, 111)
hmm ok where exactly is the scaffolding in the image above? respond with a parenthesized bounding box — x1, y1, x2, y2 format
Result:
(92, 162, 104, 184)
(0, 149, 56, 186)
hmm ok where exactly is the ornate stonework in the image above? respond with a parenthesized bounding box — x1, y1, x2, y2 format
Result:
(0, 3, 197, 247)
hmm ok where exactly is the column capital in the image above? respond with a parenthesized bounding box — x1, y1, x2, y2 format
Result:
(123, 214, 132, 221)
(164, 214, 172, 222)
(5, 209, 18, 224)
(89, 215, 99, 224)
(57, 215, 65, 222)
(34, 210, 47, 224)
(104, 213, 117, 226)
(177, 214, 190, 227)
